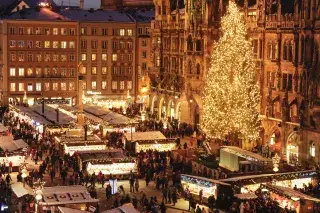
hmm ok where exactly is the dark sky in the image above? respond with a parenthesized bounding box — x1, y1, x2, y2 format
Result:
(54, 0, 100, 9)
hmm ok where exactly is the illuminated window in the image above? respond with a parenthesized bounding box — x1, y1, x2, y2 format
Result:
(102, 54, 107, 61)
(44, 41, 50, 48)
(69, 82, 75, 90)
(69, 41, 75, 48)
(91, 54, 97, 61)
(10, 54, 16, 62)
(127, 29, 132, 36)
(112, 54, 117, 61)
(36, 83, 41, 91)
(102, 67, 107, 75)
(127, 81, 132, 90)
(36, 68, 41, 76)
(36, 54, 42, 62)
(310, 142, 316, 157)
(18, 68, 24, 76)
(35, 27, 41, 35)
(81, 67, 87, 75)
(44, 54, 50, 62)
(120, 81, 124, 90)
(81, 53, 87, 61)
(91, 67, 97, 75)
(61, 28, 67, 35)
(10, 68, 15, 76)
(18, 53, 24, 61)
(81, 27, 87, 35)
(112, 81, 117, 90)
(61, 68, 67, 77)
(52, 68, 58, 76)
(120, 29, 125, 36)
(44, 68, 50, 76)
(9, 40, 15, 48)
(10, 83, 16, 92)
(61, 41, 67, 48)
(61, 82, 67, 91)
(26, 28, 32, 35)
(102, 81, 107, 89)
(52, 54, 59, 62)
(44, 28, 50, 35)
(53, 41, 59, 48)
(36, 41, 42, 48)
(53, 83, 58, 91)
(27, 68, 33, 76)
(18, 41, 24, 48)
(18, 83, 24, 91)
(44, 83, 50, 91)
(27, 83, 33, 91)
(53, 28, 58, 35)
(91, 81, 97, 90)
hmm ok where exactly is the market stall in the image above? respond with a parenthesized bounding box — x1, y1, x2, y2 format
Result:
(124, 131, 176, 153)
(0, 151, 25, 171)
(37, 185, 99, 213)
(221, 170, 318, 194)
(101, 203, 139, 213)
(219, 146, 272, 172)
(261, 183, 320, 213)
(58, 206, 90, 213)
(78, 149, 136, 177)
(0, 136, 28, 152)
(181, 174, 231, 199)
(55, 135, 106, 155)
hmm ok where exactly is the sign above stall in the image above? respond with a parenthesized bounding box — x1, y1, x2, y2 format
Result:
(34, 99, 70, 105)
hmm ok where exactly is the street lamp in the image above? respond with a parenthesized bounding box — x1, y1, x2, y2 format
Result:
(272, 153, 280, 172)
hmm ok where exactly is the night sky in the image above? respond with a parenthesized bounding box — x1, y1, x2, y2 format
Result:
(54, 0, 100, 9)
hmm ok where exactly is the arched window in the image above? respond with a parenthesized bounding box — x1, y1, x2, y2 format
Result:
(270, 133, 276, 145)
(310, 141, 315, 157)
(290, 104, 297, 117)
(267, 41, 272, 59)
(187, 35, 193, 51)
(196, 63, 200, 75)
(283, 41, 288, 60)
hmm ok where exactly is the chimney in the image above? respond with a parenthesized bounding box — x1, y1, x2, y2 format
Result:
(80, 0, 84, 9)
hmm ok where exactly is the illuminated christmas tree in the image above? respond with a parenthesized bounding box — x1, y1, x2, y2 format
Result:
(201, 1, 261, 140)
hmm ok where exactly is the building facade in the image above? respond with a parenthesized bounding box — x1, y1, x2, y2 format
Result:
(150, 0, 320, 165)
(0, 6, 154, 108)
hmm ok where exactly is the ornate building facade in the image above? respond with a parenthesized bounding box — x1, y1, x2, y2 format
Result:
(150, 0, 320, 165)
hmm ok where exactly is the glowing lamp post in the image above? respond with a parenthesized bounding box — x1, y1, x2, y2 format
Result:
(272, 153, 280, 172)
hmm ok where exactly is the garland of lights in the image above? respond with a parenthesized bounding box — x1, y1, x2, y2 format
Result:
(201, 2, 261, 140)
(181, 175, 215, 188)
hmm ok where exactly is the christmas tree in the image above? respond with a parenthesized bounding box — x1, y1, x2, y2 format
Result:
(201, 1, 261, 140)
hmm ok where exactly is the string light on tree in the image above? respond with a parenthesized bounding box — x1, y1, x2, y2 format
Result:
(201, 1, 261, 140)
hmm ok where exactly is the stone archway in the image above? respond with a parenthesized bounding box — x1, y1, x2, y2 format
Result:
(151, 95, 158, 115)
(158, 97, 166, 120)
(167, 99, 174, 120)
(286, 131, 300, 165)
(176, 102, 182, 121)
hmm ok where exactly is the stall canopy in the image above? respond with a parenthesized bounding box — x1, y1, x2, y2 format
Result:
(0, 136, 28, 151)
(234, 193, 258, 200)
(124, 131, 166, 142)
(221, 146, 272, 162)
(220, 170, 317, 186)
(181, 174, 231, 186)
(262, 184, 320, 202)
(11, 182, 32, 198)
(58, 206, 90, 213)
(101, 203, 139, 213)
(79, 149, 127, 162)
(55, 135, 101, 144)
(12, 105, 52, 125)
(39, 185, 99, 206)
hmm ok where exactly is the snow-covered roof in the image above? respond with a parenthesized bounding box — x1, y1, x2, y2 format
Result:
(124, 131, 166, 141)
(102, 203, 139, 213)
(39, 185, 99, 206)
(61, 10, 134, 22)
(12, 105, 52, 125)
(220, 146, 272, 162)
(5, 8, 67, 20)
(58, 206, 90, 213)
(31, 104, 75, 125)
(11, 182, 32, 198)
(0, 136, 28, 151)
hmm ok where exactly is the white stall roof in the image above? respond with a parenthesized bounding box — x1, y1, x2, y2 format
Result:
(124, 131, 166, 141)
(102, 203, 139, 213)
(58, 206, 90, 213)
(0, 125, 8, 132)
(220, 146, 272, 162)
(39, 185, 99, 206)
(234, 193, 258, 200)
(181, 174, 231, 186)
(11, 182, 32, 198)
(0, 136, 28, 151)
(12, 105, 52, 125)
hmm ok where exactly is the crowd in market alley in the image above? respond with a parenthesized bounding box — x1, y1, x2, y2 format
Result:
(1, 107, 320, 213)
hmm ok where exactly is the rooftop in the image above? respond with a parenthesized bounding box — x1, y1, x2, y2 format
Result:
(4, 8, 67, 20)
(124, 131, 166, 141)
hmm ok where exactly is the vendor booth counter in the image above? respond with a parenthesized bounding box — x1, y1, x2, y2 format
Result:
(78, 149, 137, 178)
(261, 183, 320, 213)
(55, 135, 106, 155)
(221, 170, 317, 194)
(37, 185, 99, 213)
(219, 146, 272, 172)
(124, 131, 177, 153)
(181, 174, 231, 201)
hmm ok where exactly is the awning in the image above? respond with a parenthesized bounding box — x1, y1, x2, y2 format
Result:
(220, 146, 272, 162)
(11, 182, 31, 198)
(58, 206, 90, 213)
(234, 193, 258, 200)
(13, 139, 29, 150)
